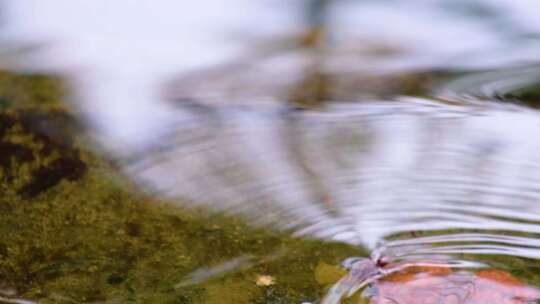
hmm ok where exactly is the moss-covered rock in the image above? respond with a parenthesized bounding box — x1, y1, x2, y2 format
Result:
(0, 70, 365, 303)
(504, 82, 540, 108)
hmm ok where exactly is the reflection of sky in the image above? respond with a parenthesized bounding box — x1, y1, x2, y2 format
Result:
(2, 0, 540, 149)
(1, 0, 304, 150)
(4, 1, 540, 259)
(2, 0, 302, 71)
(330, 0, 540, 68)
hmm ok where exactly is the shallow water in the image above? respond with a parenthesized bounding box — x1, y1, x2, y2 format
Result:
(3, 0, 540, 303)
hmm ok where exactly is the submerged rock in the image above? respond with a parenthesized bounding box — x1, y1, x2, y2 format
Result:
(371, 265, 540, 304)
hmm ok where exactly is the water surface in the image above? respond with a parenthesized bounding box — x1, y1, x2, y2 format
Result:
(3, 1, 540, 303)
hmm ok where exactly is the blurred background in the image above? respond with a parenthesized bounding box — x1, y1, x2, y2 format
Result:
(2, 1, 540, 303)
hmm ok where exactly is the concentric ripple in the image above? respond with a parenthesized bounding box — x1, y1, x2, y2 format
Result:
(126, 66, 540, 272)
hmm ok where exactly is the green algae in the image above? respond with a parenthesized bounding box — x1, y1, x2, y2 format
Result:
(0, 70, 365, 303)
(504, 82, 540, 108)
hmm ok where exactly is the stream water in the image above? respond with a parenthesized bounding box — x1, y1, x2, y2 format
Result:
(3, 0, 540, 303)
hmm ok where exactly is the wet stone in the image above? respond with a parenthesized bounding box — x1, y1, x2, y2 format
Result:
(367, 264, 540, 304)
(0, 106, 87, 198)
(18, 110, 80, 148)
(19, 156, 87, 198)
(0, 142, 34, 170)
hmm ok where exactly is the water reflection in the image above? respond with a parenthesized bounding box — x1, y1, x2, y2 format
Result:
(4, 0, 540, 303)
(129, 89, 540, 254)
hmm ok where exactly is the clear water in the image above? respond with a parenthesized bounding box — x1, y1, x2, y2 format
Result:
(3, 1, 540, 303)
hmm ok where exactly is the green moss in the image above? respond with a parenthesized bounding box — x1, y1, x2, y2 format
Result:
(0, 71, 67, 111)
(250, 285, 306, 304)
(504, 82, 540, 108)
(0, 70, 365, 303)
(0, 171, 363, 303)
